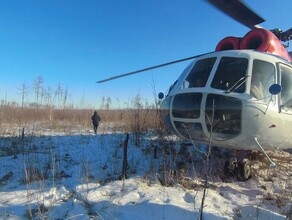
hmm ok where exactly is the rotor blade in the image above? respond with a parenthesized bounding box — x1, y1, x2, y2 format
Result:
(97, 53, 211, 83)
(207, 0, 265, 29)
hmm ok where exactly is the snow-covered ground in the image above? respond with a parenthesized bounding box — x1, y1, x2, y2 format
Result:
(0, 123, 291, 219)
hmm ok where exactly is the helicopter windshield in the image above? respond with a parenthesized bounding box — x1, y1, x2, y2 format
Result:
(211, 57, 248, 93)
(279, 63, 292, 108)
(250, 59, 276, 102)
(181, 57, 216, 89)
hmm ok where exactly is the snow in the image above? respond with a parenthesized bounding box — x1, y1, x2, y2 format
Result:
(0, 123, 291, 219)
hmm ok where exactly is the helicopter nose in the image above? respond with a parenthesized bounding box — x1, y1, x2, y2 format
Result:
(160, 96, 174, 133)
(166, 92, 243, 142)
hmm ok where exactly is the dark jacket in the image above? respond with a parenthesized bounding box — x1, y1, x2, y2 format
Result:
(91, 112, 101, 126)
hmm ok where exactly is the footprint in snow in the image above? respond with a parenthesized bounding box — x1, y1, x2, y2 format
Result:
(184, 192, 194, 203)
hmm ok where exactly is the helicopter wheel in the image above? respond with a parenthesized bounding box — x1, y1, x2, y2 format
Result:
(224, 158, 238, 179)
(224, 158, 251, 181)
(237, 159, 251, 181)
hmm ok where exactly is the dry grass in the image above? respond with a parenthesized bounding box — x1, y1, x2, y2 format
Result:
(0, 106, 162, 136)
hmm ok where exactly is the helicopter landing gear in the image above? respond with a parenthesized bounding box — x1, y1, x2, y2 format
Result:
(224, 158, 251, 181)
(254, 137, 276, 168)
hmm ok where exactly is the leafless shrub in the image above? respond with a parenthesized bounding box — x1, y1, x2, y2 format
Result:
(24, 166, 45, 184)
(179, 177, 201, 190)
(24, 203, 48, 220)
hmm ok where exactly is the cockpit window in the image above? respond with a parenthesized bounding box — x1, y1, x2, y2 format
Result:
(279, 64, 292, 108)
(211, 57, 248, 93)
(181, 57, 216, 89)
(250, 60, 275, 102)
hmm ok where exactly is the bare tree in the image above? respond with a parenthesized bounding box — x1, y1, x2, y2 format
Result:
(54, 83, 63, 109)
(34, 76, 44, 108)
(130, 94, 150, 146)
(63, 87, 69, 109)
(105, 97, 111, 110)
(46, 86, 54, 121)
(100, 96, 105, 109)
(44, 86, 54, 107)
(100, 96, 111, 110)
(16, 83, 29, 108)
(1, 91, 8, 106)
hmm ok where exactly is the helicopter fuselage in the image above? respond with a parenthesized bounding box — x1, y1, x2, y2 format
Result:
(161, 50, 292, 151)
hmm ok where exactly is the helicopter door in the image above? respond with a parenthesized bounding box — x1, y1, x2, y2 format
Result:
(250, 60, 276, 102)
(279, 63, 292, 112)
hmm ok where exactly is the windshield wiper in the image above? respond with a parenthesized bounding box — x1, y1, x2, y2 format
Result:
(225, 75, 249, 93)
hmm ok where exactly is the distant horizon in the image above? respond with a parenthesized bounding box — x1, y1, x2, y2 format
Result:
(0, 78, 159, 109)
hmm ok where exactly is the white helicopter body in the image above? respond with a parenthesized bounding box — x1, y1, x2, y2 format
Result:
(98, 0, 292, 178)
(162, 49, 292, 151)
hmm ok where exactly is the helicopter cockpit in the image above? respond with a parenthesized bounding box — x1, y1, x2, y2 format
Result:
(161, 50, 292, 148)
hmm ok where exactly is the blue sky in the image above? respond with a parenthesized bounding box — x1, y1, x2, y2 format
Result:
(0, 0, 291, 108)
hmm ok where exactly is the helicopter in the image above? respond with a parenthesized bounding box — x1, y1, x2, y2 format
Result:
(98, 0, 292, 180)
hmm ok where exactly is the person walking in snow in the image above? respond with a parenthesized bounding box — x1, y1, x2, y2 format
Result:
(91, 111, 101, 134)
